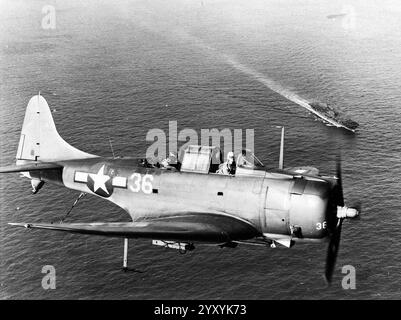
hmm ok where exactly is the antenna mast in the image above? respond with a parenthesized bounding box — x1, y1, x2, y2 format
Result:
(278, 126, 284, 170)
(108, 137, 116, 159)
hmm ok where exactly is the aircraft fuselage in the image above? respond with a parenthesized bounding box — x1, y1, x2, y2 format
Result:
(29, 157, 331, 242)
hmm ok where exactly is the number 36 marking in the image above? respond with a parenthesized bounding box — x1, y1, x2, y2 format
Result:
(128, 173, 153, 194)
(316, 221, 327, 230)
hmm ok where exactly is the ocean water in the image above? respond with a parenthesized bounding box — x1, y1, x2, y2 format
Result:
(1, 0, 401, 299)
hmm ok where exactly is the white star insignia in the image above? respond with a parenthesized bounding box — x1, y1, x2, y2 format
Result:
(89, 165, 110, 194)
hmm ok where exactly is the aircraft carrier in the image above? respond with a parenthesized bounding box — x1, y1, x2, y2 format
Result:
(307, 101, 359, 132)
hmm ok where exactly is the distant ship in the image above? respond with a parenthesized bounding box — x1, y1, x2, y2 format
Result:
(326, 13, 347, 20)
(307, 101, 359, 132)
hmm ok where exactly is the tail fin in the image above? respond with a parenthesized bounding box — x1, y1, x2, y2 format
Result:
(16, 94, 97, 162)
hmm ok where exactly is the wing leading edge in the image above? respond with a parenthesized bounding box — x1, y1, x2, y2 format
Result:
(9, 213, 261, 243)
(0, 162, 62, 173)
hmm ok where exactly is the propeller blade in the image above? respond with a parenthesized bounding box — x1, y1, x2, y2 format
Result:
(325, 218, 344, 284)
(335, 157, 344, 207)
(324, 156, 359, 283)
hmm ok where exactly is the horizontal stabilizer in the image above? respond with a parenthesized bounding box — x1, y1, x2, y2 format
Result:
(9, 214, 260, 243)
(0, 162, 62, 173)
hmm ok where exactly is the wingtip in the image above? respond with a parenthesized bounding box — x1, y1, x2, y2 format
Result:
(8, 223, 32, 228)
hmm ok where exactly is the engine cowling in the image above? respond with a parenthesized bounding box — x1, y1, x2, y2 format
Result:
(263, 177, 331, 240)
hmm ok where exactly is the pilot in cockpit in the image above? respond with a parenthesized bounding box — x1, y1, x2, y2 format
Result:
(236, 149, 255, 169)
(217, 151, 236, 176)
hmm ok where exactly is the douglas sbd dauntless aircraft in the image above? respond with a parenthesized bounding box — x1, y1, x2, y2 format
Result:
(1, 95, 360, 283)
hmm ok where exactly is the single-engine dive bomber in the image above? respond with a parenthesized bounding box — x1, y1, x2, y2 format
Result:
(0, 95, 360, 283)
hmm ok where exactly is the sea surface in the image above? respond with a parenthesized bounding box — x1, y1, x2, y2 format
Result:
(1, 0, 401, 299)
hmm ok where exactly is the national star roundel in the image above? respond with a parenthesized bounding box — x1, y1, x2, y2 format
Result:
(74, 164, 128, 198)
(86, 164, 114, 197)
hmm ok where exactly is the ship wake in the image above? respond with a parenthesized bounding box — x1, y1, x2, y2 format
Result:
(221, 53, 312, 111)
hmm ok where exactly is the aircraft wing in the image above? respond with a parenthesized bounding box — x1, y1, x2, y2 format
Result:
(9, 213, 261, 243)
(0, 162, 62, 173)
